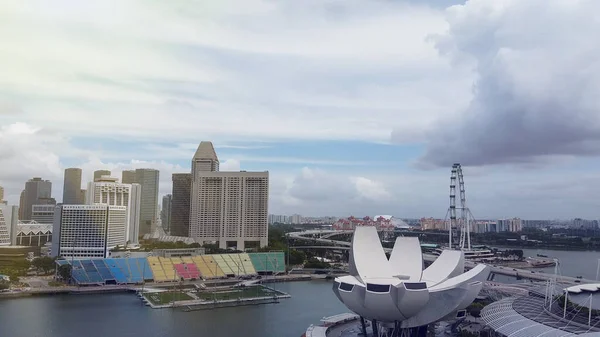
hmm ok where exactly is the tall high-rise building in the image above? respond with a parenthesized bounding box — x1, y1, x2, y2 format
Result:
(121, 169, 159, 236)
(31, 205, 55, 223)
(87, 178, 141, 244)
(0, 185, 4, 203)
(189, 141, 268, 250)
(170, 173, 191, 237)
(93, 170, 111, 182)
(161, 194, 172, 232)
(20, 177, 54, 220)
(192, 141, 220, 176)
(79, 189, 87, 204)
(0, 204, 18, 246)
(18, 190, 25, 219)
(121, 170, 136, 184)
(0, 204, 16, 246)
(52, 204, 127, 259)
(63, 168, 83, 204)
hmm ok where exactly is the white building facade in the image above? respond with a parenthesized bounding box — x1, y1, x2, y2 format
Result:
(52, 204, 127, 259)
(0, 204, 18, 246)
(188, 141, 270, 251)
(87, 180, 141, 244)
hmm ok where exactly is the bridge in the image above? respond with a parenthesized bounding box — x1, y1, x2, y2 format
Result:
(287, 230, 596, 285)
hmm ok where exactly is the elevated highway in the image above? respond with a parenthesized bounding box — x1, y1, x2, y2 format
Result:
(287, 230, 595, 285)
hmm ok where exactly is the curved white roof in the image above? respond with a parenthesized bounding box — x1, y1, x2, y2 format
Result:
(389, 237, 422, 281)
(565, 283, 600, 294)
(335, 226, 490, 326)
(421, 250, 464, 285)
(350, 227, 393, 281)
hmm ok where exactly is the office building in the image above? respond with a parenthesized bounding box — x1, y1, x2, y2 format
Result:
(79, 189, 86, 204)
(31, 205, 55, 223)
(0, 185, 4, 203)
(63, 168, 83, 204)
(170, 173, 191, 237)
(93, 170, 111, 182)
(87, 178, 141, 244)
(121, 170, 136, 184)
(189, 141, 269, 250)
(161, 194, 172, 232)
(20, 177, 54, 220)
(52, 204, 127, 259)
(192, 141, 220, 175)
(131, 169, 159, 236)
(0, 204, 18, 246)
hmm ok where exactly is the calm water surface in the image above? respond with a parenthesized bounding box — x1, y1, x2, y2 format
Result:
(0, 280, 346, 337)
(1, 249, 598, 337)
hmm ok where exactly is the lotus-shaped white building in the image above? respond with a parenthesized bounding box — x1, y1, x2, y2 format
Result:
(333, 227, 490, 335)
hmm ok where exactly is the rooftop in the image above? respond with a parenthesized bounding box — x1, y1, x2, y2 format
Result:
(193, 141, 219, 162)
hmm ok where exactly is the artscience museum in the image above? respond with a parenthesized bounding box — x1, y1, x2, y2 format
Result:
(331, 227, 490, 337)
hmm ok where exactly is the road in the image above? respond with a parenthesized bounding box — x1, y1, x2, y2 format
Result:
(287, 230, 596, 285)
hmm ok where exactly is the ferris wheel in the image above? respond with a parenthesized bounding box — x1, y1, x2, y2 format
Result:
(444, 163, 476, 250)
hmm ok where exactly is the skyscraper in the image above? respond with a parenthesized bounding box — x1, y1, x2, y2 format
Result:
(93, 170, 111, 182)
(161, 194, 172, 232)
(192, 141, 220, 176)
(121, 170, 136, 184)
(126, 169, 159, 236)
(170, 173, 191, 237)
(0, 204, 18, 246)
(79, 189, 86, 204)
(87, 178, 141, 244)
(31, 205, 55, 223)
(0, 185, 4, 203)
(0, 204, 14, 246)
(63, 168, 83, 204)
(52, 204, 127, 259)
(20, 177, 54, 221)
(189, 141, 269, 250)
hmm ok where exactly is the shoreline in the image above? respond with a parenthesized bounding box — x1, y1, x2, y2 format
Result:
(0, 274, 311, 300)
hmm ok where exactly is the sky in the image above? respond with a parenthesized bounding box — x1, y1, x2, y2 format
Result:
(1, 0, 600, 219)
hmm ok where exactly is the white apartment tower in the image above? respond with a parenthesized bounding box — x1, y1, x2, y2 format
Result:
(189, 141, 269, 250)
(87, 177, 141, 244)
(0, 204, 15, 246)
(52, 204, 127, 259)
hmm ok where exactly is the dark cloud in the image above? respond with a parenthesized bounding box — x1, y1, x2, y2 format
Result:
(415, 0, 600, 167)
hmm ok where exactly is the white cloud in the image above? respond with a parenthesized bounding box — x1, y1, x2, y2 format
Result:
(0, 0, 472, 144)
(219, 159, 241, 172)
(0, 123, 64, 201)
(2, 1, 600, 220)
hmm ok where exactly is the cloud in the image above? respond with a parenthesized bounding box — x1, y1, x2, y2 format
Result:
(0, 0, 472, 144)
(219, 159, 241, 172)
(0, 123, 64, 200)
(417, 0, 600, 167)
(276, 167, 395, 216)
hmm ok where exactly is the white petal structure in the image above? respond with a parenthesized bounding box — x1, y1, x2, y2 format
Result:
(333, 227, 490, 328)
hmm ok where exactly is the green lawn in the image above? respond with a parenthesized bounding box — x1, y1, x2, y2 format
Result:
(196, 286, 278, 301)
(144, 286, 280, 305)
(145, 291, 193, 305)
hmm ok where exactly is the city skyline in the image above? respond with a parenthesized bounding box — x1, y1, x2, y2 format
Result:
(1, 1, 600, 219)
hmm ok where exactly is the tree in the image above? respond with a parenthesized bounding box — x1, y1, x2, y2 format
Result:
(32, 256, 55, 274)
(57, 264, 72, 282)
(288, 250, 306, 265)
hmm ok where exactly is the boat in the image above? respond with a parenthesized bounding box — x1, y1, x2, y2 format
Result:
(537, 254, 548, 258)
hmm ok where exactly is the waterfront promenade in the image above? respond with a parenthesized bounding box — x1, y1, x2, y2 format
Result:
(0, 274, 311, 299)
